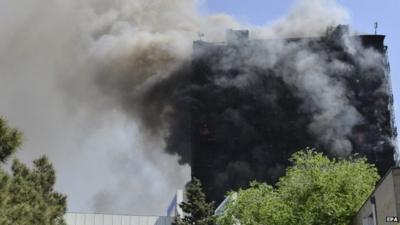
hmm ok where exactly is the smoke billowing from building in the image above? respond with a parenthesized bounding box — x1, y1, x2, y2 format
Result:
(91, 0, 354, 161)
(90, 0, 395, 202)
(0, 0, 396, 212)
(189, 28, 396, 202)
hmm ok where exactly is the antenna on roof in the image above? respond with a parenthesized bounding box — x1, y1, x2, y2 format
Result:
(374, 22, 378, 35)
(198, 32, 205, 41)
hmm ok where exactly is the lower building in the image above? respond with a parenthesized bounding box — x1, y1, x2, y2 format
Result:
(353, 167, 400, 225)
(64, 213, 173, 225)
(166, 189, 184, 218)
(64, 190, 185, 225)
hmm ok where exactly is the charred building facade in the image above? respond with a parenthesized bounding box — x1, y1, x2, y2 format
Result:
(189, 26, 397, 203)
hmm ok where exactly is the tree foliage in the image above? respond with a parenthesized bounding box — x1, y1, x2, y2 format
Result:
(0, 117, 66, 225)
(217, 148, 380, 225)
(173, 177, 216, 225)
(0, 117, 22, 163)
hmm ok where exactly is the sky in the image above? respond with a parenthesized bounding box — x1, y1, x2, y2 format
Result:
(204, 0, 400, 133)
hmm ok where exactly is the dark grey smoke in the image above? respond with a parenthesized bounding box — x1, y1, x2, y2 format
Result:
(99, 26, 396, 203)
(85, 0, 396, 204)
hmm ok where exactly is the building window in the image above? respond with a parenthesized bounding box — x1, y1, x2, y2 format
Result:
(362, 214, 374, 225)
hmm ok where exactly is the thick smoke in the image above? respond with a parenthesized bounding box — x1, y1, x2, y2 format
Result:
(0, 0, 239, 214)
(259, 38, 363, 156)
(90, 0, 354, 160)
(0, 0, 395, 214)
(87, 0, 395, 203)
(187, 28, 395, 202)
(253, 0, 349, 38)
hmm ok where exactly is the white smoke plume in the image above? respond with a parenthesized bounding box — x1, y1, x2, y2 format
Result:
(1, 0, 389, 215)
(0, 0, 239, 214)
(253, 0, 349, 38)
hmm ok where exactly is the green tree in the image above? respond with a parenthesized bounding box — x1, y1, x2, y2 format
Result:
(173, 177, 216, 225)
(0, 117, 67, 225)
(0, 118, 22, 163)
(217, 148, 380, 225)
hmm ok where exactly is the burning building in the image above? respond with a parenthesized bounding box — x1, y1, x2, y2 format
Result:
(185, 25, 397, 203)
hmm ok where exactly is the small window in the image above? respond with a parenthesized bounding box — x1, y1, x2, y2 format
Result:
(362, 214, 374, 225)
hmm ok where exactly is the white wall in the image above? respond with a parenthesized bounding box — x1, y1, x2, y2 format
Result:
(352, 168, 400, 225)
(65, 213, 173, 225)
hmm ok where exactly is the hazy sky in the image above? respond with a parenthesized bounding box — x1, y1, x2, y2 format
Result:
(205, 0, 400, 131)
